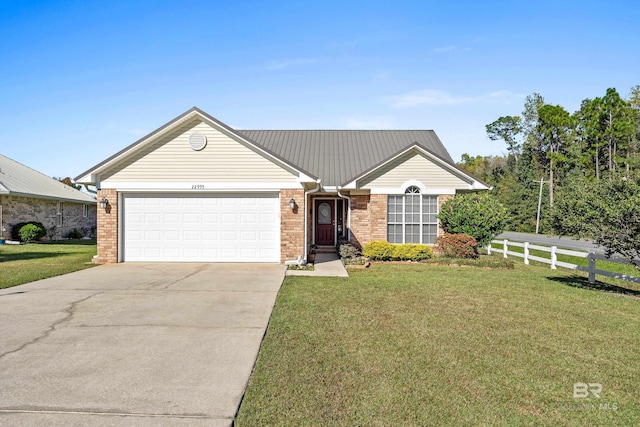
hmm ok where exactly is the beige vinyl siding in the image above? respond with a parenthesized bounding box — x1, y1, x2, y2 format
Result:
(101, 119, 299, 184)
(358, 151, 471, 189)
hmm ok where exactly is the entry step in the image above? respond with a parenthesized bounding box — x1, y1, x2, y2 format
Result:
(315, 245, 337, 253)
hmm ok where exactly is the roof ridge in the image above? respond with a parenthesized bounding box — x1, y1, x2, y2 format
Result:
(239, 129, 436, 132)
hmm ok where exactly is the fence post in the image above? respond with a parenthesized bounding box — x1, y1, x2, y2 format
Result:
(550, 246, 557, 269)
(588, 251, 596, 283)
(503, 239, 508, 258)
(524, 242, 529, 265)
(487, 243, 492, 255)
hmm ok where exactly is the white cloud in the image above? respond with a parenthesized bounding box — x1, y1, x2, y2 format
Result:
(388, 89, 525, 108)
(265, 58, 317, 70)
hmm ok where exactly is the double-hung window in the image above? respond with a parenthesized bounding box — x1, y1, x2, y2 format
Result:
(387, 186, 438, 244)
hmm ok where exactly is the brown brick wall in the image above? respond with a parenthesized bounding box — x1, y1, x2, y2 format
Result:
(280, 189, 305, 262)
(348, 194, 370, 247)
(369, 194, 387, 241)
(349, 194, 388, 247)
(0, 194, 96, 240)
(96, 189, 118, 264)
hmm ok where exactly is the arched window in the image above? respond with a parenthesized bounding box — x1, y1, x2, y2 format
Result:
(387, 187, 438, 244)
(405, 186, 421, 194)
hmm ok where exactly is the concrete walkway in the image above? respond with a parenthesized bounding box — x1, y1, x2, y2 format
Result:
(286, 253, 349, 277)
(0, 263, 286, 426)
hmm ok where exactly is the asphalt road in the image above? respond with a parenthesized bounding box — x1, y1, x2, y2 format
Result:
(496, 231, 605, 254)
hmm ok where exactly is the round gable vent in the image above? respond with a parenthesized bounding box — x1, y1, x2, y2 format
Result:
(189, 132, 207, 151)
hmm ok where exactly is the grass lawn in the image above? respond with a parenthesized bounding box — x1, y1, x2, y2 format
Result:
(236, 263, 640, 426)
(0, 240, 97, 289)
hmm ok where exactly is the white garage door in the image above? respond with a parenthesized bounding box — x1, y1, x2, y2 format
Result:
(123, 193, 280, 262)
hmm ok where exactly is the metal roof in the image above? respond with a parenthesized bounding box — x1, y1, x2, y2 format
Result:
(238, 130, 454, 186)
(0, 154, 96, 203)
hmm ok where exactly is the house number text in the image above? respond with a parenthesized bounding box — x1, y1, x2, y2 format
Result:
(191, 184, 205, 189)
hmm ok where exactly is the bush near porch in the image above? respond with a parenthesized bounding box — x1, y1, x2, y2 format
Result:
(359, 241, 434, 261)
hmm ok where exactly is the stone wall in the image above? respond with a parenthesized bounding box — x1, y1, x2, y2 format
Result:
(0, 194, 96, 240)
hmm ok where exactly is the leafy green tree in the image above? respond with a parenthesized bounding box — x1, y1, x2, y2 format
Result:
(601, 88, 635, 173)
(551, 172, 640, 269)
(483, 85, 640, 234)
(457, 154, 508, 186)
(438, 192, 507, 247)
(535, 104, 574, 206)
(575, 98, 607, 179)
(486, 116, 522, 163)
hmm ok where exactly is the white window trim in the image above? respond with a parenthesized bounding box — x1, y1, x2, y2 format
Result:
(388, 187, 438, 244)
(83, 204, 88, 217)
(56, 202, 63, 227)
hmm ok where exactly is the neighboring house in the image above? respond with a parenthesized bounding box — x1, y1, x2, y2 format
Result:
(76, 107, 488, 264)
(0, 154, 97, 240)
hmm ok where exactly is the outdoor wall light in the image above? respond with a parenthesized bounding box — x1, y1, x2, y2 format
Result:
(289, 198, 296, 210)
(99, 198, 109, 209)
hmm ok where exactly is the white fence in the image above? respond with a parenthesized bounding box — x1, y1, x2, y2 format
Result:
(488, 239, 640, 284)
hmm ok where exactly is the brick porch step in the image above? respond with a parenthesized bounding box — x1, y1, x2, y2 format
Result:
(315, 245, 337, 253)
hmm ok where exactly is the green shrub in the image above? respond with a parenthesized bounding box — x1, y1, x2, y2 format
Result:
(362, 241, 395, 261)
(391, 244, 434, 261)
(67, 228, 84, 239)
(436, 233, 478, 259)
(363, 241, 434, 261)
(438, 192, 507, 247)
(338, 242, 361, 259)
(18, 223, 47, 242)
(11, 221, 46, 241)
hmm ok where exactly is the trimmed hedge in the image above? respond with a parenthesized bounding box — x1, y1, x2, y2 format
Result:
(362, 241, 395, 261)
(436, 233, 478, 259)
(392, 244, 434, 261)
(363, 241, 434, 261)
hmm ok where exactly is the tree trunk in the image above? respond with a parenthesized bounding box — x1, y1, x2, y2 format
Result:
(549, 157, 554, 207)
(608, 110, 614, 173)
(608, 140, 613, 173)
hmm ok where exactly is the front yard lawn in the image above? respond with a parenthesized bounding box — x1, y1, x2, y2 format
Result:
(237, 263, 640, 426)
(0, 240, 97, 289)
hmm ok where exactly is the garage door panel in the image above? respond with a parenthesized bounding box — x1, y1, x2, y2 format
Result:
(202, 231, 218, 240)
(124, 194, 280, 262)
(202, 214, 218, 224)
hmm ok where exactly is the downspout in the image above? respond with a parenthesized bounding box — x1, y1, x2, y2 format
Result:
(304, 180, 322, 262)
(337, 186, 351, 241)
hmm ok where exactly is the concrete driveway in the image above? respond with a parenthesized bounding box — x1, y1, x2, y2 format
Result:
(0, 263, 286, 426)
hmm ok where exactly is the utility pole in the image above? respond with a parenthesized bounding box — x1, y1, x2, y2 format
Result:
(534, 178, 546, 234)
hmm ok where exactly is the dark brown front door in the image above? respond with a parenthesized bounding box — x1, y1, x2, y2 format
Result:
(315, 200, 334, 245)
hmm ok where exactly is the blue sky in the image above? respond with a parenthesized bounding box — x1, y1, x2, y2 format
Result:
(1, 0, 639, 178)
